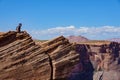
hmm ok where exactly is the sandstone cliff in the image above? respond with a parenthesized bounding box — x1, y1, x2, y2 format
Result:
(0, 31, 85, 80)
(86, 42, 120, 80)
(0, 30, 119, 80)
(0, 31, 51, 80)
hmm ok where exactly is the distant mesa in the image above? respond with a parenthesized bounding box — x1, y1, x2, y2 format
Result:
(66, 35, 89, 43)
(107, 38, 120, 43)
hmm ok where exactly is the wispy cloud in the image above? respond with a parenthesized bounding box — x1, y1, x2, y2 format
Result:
(29, 26, 120, 40)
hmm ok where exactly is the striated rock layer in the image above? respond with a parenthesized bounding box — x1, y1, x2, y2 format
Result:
(86, 42, 120, 80)
(0, 30, 120, 80)
(0, 31, 51, 80)
(0, 31, 82, 80)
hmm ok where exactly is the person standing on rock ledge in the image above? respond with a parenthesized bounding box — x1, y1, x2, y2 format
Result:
(16, 23, 22, 33)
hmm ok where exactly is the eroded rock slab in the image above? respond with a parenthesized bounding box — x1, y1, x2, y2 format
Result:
(0, 30, 120, 80)
(0, 31, 51, 80)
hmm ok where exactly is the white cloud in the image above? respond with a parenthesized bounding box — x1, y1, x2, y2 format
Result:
(29, 26, 120, 40)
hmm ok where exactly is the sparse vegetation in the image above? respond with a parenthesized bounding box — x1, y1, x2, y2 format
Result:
(78, 40, 111, 45)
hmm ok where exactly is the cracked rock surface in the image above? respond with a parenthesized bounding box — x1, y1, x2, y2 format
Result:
(0, 31, 119, 80)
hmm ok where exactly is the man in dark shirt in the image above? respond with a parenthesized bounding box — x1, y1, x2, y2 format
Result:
(16, 23, 22, 32)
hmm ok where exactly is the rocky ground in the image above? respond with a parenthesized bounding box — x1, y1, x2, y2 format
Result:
(0, 30, 119, 80)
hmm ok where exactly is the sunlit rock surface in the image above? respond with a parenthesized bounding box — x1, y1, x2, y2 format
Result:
(0, 31, 51, 80)
(0, 30, 119, 80)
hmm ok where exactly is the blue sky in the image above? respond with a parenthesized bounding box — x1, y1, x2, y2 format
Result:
(0, 0, 120, 40)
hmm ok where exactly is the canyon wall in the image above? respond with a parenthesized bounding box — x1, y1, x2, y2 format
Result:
(0, 31, 119, 80)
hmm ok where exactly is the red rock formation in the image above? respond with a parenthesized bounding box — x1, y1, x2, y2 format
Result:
(89, 42, 120, 80)
(0, 30, 95, 80)
(66, 35, 89, 43)
(0, 31, 51, 80)
(0, 30, 119, 80)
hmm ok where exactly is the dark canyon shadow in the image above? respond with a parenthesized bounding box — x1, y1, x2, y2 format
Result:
(67, 44, 94, 80)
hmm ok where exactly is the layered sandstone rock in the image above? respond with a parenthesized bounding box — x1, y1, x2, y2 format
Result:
(86, 42, 120, 80)
(40, 36, 94, 80)
(0, 31, 51, 80)
(0, 30, 119, 80)
(41, 36, 79, 79)
(0, 32, 4, 35)
(0, 31, 81, 80)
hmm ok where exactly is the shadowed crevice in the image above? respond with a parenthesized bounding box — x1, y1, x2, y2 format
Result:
(46, 53, 53, 80)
